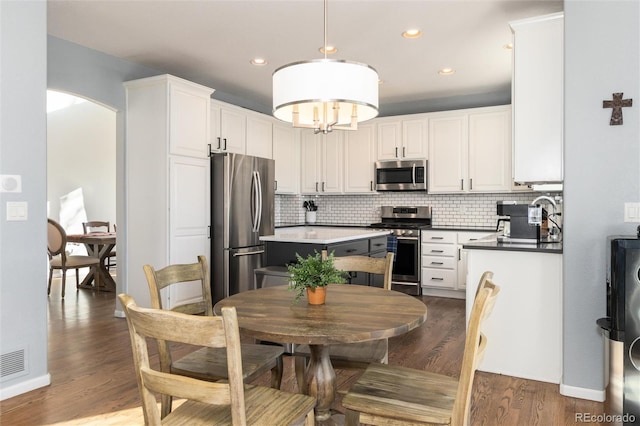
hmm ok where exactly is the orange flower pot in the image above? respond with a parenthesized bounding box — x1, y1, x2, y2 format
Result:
(306, 287, 326, 305)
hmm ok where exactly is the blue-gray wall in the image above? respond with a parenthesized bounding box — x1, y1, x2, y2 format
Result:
(0, 0, 49, 399)
(562, 0, 639, 398)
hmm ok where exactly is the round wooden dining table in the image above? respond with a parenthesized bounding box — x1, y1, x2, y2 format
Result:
(214, 284, 427, 423)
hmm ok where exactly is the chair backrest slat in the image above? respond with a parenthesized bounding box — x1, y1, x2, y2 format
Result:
(82, 221, 110, 234)
(322, 249, 394, 290)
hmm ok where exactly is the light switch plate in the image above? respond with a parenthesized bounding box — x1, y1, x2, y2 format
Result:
(6, 201, 28, 221)
(624, 202, 640, 223)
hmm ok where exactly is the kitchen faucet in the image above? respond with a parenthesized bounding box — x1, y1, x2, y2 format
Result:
(531, 195, 561, 240)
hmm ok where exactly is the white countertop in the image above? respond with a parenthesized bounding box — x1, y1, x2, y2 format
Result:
(260, 226, 390, 244)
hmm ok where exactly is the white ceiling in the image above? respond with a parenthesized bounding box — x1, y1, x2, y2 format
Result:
(47, 0, 563, 116)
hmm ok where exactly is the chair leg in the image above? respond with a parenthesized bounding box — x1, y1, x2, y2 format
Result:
(75, 268, 80, 288)
(270, 356, 284, 389)
(294, 355, 307, 394)
(47, 268, 53, 295)
(61, 270, 67, 298)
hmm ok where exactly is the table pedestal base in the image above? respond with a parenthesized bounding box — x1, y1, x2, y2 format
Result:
(304, 344, 336, 422)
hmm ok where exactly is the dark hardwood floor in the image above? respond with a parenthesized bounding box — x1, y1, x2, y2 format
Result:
(0, 278, 605, 425)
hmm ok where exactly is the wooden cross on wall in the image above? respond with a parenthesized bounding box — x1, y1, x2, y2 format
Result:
(603, 92, 632, 125)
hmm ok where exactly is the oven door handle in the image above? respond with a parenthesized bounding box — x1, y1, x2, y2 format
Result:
(396, 236, 419, 241)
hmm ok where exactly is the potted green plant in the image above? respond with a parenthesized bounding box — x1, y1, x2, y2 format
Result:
(287, 250, 347, 304)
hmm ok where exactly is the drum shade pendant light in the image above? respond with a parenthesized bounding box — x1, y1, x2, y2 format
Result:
(272, 0, 379, 134)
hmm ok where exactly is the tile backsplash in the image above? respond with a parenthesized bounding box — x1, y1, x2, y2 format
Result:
(276, 191, 562, 229)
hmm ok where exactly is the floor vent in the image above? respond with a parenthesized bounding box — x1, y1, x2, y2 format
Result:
(1, 348, 27, 381)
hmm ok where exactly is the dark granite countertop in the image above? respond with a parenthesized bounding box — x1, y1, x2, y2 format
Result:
(462, 234, 563, 254)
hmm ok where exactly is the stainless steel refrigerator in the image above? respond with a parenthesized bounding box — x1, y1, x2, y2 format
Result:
(211, 152, 275, 304)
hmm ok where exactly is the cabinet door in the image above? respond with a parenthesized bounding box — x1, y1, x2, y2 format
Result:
(168, 156, 210, 310)
(219, 106, 246, 154)
(376, 120, 402, 160)
(511, 13, 563, 183)
(300, 131, 321, 194)
(321, 131, 343, 193)
(246, 114, 273, 159)
(273, 124, 299, 194)
(428, 114, 467, 193)
(344, 123, 375, 193)
(169, 83, 210, 158)
(402, 118, 428, 159)
(468, 108, 512, 192)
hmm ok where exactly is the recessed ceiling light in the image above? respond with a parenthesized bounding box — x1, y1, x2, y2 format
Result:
(438, 68, 455, 76)
(402, 29, 422, 39)
(250, 58, 267, 66)
(503, 43, 513, 50)
(319, 45, 338, 54)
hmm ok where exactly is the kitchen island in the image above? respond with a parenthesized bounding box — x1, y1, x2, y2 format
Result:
(464, 236, 562, 385)
(260, 226, 390, 286)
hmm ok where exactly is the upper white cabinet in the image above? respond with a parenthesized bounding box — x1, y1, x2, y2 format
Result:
(246, 113, 273, 159)
(124, 74, 213, 308)
(272, 123, 299, 194)
(344, 123, 376, 193)
(428, 105, 512, 194)
(376, 116, 427, 160)
(210, 100, 246, 154)
(300, 130, 343, 194)
(510, 12, 564, 184)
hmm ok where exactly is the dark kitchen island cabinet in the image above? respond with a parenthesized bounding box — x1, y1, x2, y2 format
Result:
(260, 227, 389, 287)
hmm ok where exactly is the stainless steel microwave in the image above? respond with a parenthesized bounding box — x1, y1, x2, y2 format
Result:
(374, 159, 428, 191)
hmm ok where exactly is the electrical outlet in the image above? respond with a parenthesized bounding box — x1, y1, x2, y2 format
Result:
(624, 202, 640, 223)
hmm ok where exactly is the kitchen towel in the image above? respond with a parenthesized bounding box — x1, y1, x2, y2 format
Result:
(386, 235, 397, 261)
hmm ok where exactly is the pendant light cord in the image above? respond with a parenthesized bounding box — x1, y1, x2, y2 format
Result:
(323, 0, 328, 60)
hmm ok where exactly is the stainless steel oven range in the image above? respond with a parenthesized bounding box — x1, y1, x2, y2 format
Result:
(370, 206, 432, 295)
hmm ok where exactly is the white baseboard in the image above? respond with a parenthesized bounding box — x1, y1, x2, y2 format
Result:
(113, 309, 125, 318)
(560, 382, 605, 402)
(0, 373, 51, 401)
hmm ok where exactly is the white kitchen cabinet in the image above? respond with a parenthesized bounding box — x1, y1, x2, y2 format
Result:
(343, 123, 376, 193)
(124, 74, 212, 309)
(510, 12, 564, 184)
(466, 248, 562, 384)
(376, 116, 427, 160)
(300, 130, 343, 194)
(210, 100, 246, 154)
(245, 113, 273, 159)
(422, 230, 494, 298)
(428, 105, 512, 194)
(272, 123, 299, 194)
(456, 232, 494, 290)
(421, 230, 459, 297)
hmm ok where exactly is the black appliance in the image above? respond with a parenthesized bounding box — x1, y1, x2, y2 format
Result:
(374, 159, 427, 191)
(370, 206, 432, 295)
(597, 229, 640, 424)
(496, 201, 541, 243)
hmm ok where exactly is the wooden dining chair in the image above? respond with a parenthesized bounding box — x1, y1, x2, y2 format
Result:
(82, 221, 116, 269)
(294, 250, 395, 391)
(118, 294, 316, 425)
(143, 255, 286, 418)
(341, 275, 500, 426)
(47, 218, 100, 298)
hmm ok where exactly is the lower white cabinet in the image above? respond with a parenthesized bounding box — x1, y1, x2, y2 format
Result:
(421, 230, 493, 298)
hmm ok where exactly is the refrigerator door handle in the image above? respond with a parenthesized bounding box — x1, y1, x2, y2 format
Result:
(232, 249, 265, 257)
(251, 170, 260, 233)
(256, 170, 263, 232)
